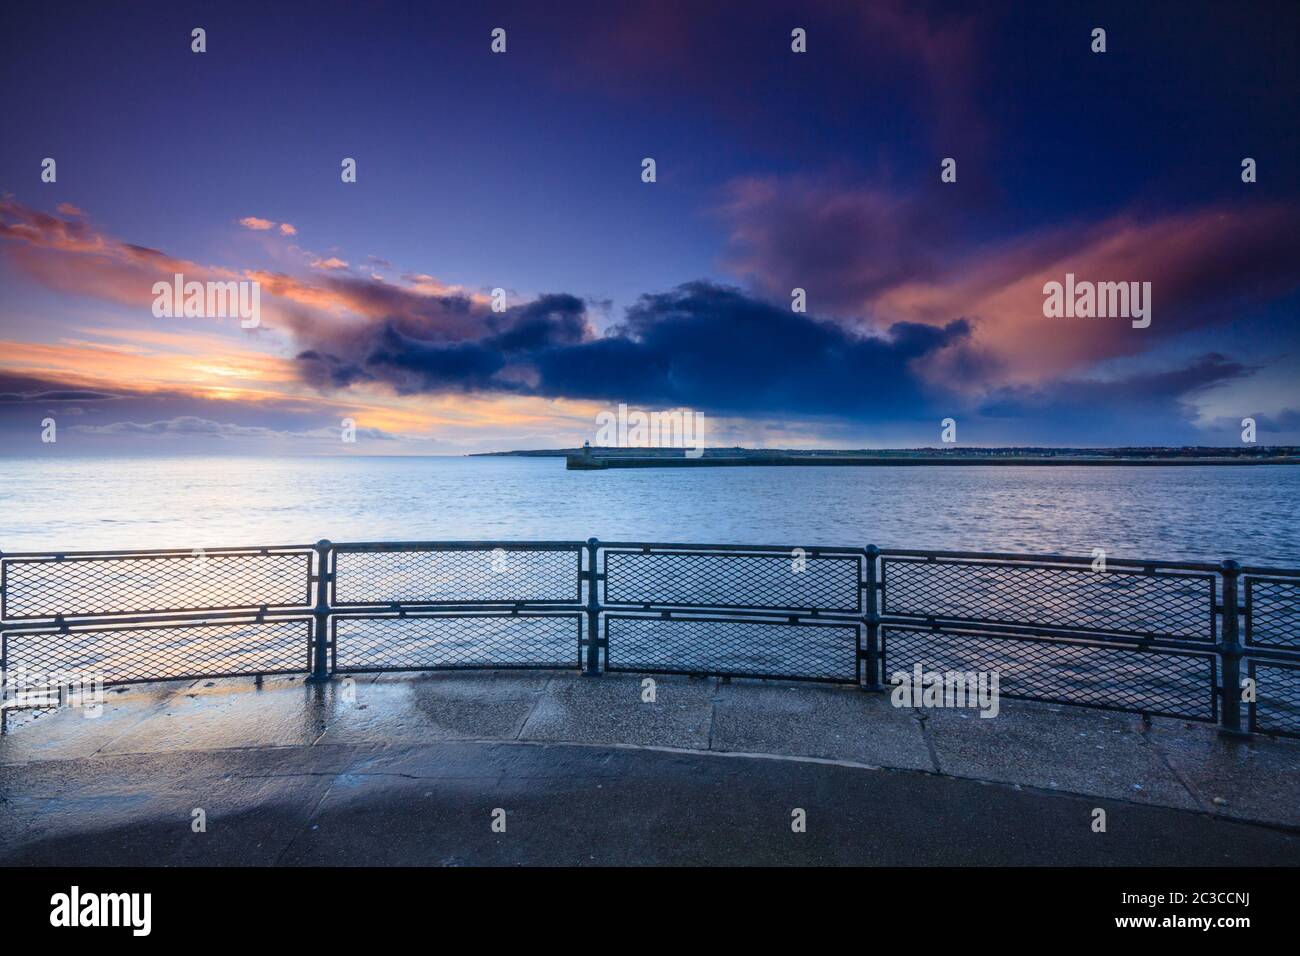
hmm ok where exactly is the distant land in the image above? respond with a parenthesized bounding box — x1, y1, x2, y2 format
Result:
(472, 445, 1300, 470)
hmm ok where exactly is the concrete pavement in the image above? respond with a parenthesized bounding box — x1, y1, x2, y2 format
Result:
(2, 671, 1299, 865)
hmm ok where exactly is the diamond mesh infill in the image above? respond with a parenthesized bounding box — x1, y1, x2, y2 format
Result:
(2, 619, 311, 685)
(882, 558, 1214, 640)
(604, 549, 861, 612)
(334, 614, 581, 671)
(1, 552, 312, 620)
(1250, 661, 1300, 738)
(605, 615, 859, 682)
(883, 626, 1215, 721)
(1245, 577, 1300, 649)
(333, 547, 581, 606)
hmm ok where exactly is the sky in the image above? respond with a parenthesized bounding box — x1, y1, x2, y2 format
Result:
(1, 0, 1298, 455)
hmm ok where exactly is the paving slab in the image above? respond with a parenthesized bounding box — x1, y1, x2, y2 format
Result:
(98, 675, 330, 755)
(0, 682, 184, 764)
(1149, 716, 1300, 827)
(517, 672, 716, 749)
(919, 700, 1202, 811)
(316, 670, 549, 746)
(710, 680, 933, 770)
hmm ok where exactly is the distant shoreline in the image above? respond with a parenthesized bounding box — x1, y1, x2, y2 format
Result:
(561, 454, 1300, 470)
(469, 446, 1300, 470)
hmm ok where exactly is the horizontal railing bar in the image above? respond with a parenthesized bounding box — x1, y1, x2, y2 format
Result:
(598, 540, 867, 555)
(331, 540, 586, 551)
(878, 611, 1216, 646)
(20, 667, 312, 690)
(331, 600, 584, 612)
(603, 608, 866, 624)
(332, 608, 587, 624)
(0, 609, 314, 632)
(1239, 566, 1300, 578)
(1242, 646, 1300, 664)
(3, 601, 314, 624)
(0, 544, 316, 559)
(602, 664, 854, 685)
(1, 540, 1264, 571)
(879, 548, 1221, 572)
(601, 608, 866, 624)
(879, 618, 1229, 656)
(332, 662, 576, 674)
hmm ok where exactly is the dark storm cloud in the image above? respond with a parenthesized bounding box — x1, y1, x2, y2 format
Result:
(974, 353, 1252, 429)
(295, 292, 591, 396)
(292, 281, 969, 417)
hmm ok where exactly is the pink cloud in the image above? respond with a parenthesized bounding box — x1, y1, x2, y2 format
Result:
(0, 199, 239, 310)
(881, 206, 1300, 388)
(279, 223, 297, 236)
(239, 216, 275, 231)
(717, 179, 1300, 389)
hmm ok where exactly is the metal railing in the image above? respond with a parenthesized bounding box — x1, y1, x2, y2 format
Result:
(2, 539, 1299, 738)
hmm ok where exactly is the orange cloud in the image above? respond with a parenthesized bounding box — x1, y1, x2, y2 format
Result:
(1, 198, 240, 312)
(239, 216, 275, 231)
(876, 206, 1300, 388)
(718, 181, 1300, 390)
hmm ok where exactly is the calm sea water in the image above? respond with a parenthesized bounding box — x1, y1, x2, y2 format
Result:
(1, 456, 1298, 566)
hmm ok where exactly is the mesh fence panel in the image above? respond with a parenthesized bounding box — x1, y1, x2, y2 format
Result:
(1245, 577, 1300, 648)
(334, 547, 580, 605)
(882, 559, 1214, 640)
(883, 626, 1215, 720)
(604, 550, 861, 611)
(334, 614, 581, 670)
(2, 619, 310, 684)
(606, 615, 858, 681)
(1, 552, 311, 619)
(1250, 662, 1300, 737)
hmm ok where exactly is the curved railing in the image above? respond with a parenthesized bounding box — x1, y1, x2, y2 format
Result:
(2, 539, 1298, 738)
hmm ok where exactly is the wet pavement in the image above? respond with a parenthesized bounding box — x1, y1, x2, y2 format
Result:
(2, 671, 1299, 865)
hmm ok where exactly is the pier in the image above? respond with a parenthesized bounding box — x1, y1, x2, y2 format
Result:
(3, 536, 1298, 864)
(562, 446, 1300, 469)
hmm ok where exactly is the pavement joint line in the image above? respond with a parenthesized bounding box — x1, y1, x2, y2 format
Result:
(1139, 717, 1213, 815)
(513, 687, 545, 741)
(274, 778, 336, 865)
(913, 708, 942, 773)
(82, 680, 199, 760)
(705, 680, 720, 750)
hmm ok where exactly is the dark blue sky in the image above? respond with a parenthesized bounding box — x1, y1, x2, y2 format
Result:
(2, 1, 1298, 452)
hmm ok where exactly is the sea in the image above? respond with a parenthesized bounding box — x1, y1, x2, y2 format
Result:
(1, 455, 1297, 565)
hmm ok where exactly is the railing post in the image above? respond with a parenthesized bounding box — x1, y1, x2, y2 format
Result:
(306, 539, 333, 683)
(1218, 559, 1246, 736)
(583, 537, 602, 676)
(862, 544, 883, 691)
